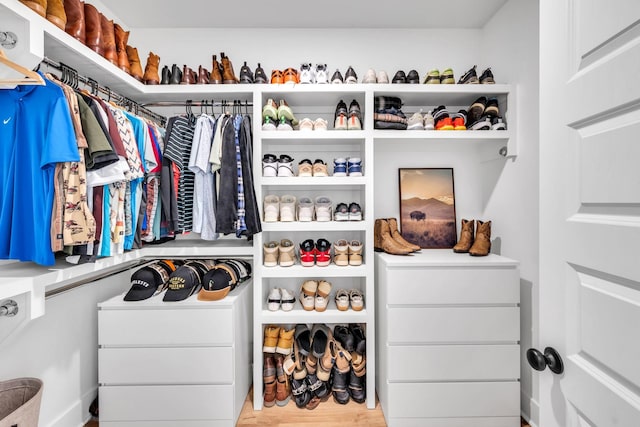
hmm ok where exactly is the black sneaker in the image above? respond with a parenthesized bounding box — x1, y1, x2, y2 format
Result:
(406, 69, 420, 84)
(344, 66, 358, 84)
(469, 114, 492, 130)
(392, 70, 407, 84)
(335, 99, 348, 120)
(254, 63, 267, 84)
(239, 61, 253, 84)
(349, 100, 362, 122)
(331, 69, 344, 84)
(466, 96, 487, 124)
(484, 97, 499, 116)
(335, 100, 348, 130)
(491, 116, 506, 130)
(479, 67, 495, 84)
(457, 65, 479, 84)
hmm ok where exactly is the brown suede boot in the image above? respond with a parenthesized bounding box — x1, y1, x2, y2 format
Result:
(46, 0, 66, 30)
(387, 217, 421, 252)
(469, 220, 491, 256)
(453, 219, 475, 253)
(180, 65, 196, 84)
(220, 52, 238, 84)
(143, 52, 160, 85)
(63, 0, 85, 43)
(374, 219, 413, 255)
(113, 23, 129, 73)
(209, 54, 222, 84)
(100, 14, 117, 65)
(20, 0, 46, 17)
(197, 65, 210, 84)
(83, 3, 102, 55)
(126, 45, 143, 82)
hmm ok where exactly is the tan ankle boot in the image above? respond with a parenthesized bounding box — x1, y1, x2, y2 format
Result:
(143, 52, 160, 85)
(209, 54, 222, 84)
(20, 0, 47, 17)
(387, 217, 420, 252)
(63, 0, 85, 43)
(469, 220, 491, 256)
(374, 219, 413, 255)
(46, 0, 66, 30)
(453, 219, 475, 253)
(100, 13, 117, 65)
(114, 23, 129, 73)
(126, 45, 143, 82)
(220, 52, 238, 84)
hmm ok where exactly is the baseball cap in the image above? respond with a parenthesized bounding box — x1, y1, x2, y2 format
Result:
(123, 260, 177, 301)
(163, 264, 202, 302)
(198, 263, 238, 301)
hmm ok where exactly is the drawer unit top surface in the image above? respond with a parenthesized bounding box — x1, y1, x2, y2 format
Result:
(376, 250, 519, 268)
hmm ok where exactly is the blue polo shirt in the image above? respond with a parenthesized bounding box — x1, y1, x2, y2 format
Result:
(0, 76, 80, 265)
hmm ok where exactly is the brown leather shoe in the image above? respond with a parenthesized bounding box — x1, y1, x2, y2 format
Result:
(387, 217, 421, 252)
(263, 354, 277, 408)
(46, 0, 66, 30)
(126, 45, 143, 82)
(20, 0, 46, 17)
(113, 23, 129, 73)
(209, 54, 222, 84)
(180, 65, 195, 84)
(100, 13, 117, 65)
(453, 219, 475, 253)
(374, 219, 413, 255)
(197, 65, 210, 84)
(275, 355, 291, 406)
(143, 51, 160, 85)
(63, 0, 85, 43)
(83, 3, 102, 55)
(469, 220, 491, 256)
(220, 51, 238, 84)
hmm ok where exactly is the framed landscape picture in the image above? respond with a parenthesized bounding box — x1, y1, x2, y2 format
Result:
(398, 168, 457, 249)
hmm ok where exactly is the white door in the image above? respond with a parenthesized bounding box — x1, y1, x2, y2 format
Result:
(539, 0, 640, 426)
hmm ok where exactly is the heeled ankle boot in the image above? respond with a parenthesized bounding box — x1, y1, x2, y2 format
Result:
(374, 219, 413, 255)
(20, 0, 47, 17)
(453, 219, 475, 253)
(83, 3, 102, 55)
(387, 217, 421, 252)
(469, 220, 491, 256)
(197, 65, 210, 84)
(180, 65, 196, 85)
(143, 52, 160, 85)
(126, 45, 143, 82)
(209, 54, 222, 84)
(63, 0, 85, 43)
(100, 14, 117, 65)
(46, 0, 66, 30)
(220, 52, 238, 84)
(169, 64, 182, 85)
(114, 23, 129, 73)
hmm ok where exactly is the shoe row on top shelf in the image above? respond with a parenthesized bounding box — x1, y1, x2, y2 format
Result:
(262, 156, 363, 178)
(267, 282, 364, 312)
(263, 323, 366, 408)
(374, 95, 507, 131)
(263, 238, 363, 268)
(263, 196, 363, 223)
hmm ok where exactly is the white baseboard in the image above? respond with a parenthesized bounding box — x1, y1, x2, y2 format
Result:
(520, 390, 540, 427)
(44, 386, 98, 427)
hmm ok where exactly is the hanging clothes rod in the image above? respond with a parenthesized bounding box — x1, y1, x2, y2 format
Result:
(141, 100, 254, 108)
(39, 56, 167, 126)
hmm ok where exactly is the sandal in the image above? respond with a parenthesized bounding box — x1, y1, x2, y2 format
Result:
(270, 69, 283, 84)
(263, 195, 279, 222)
(306, 372, 329, 400)
(283, 67, 299, 84)
(310, 323, 329, 358)
(333, 340, 352, 374)
(291, 377, 312, 409)
(279, 195, 296, 222)
(306, 353, 318, 375)
(349, 288, 365, 311)
(297, 159, 313, 177)
(295, 324, 311, 356)
(299, 280, 317, 311)
(315, 280, 332, 311)
(317, 336, 337, 382)
(350, 351, 366, 377)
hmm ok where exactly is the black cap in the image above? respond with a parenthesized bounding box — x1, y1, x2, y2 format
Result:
(123, 260, 176, 301)
(163, 265, 201, 302)
(198, 264, 237, 301)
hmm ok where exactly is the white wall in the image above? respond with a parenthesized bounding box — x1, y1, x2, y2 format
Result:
(481, 0, 540, 425)
(0, 272, 130, 427)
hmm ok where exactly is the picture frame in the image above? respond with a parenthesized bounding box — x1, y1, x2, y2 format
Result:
(398, 168, 457, 249)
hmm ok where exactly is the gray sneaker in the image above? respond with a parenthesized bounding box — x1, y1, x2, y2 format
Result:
(423, 110, 435, 130)
(407, 110, 425, 130)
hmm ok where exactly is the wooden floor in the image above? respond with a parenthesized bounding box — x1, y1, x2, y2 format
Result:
(85, 389, 532, 426)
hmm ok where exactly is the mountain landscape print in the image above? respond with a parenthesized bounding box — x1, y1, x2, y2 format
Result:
(398, 168, 457, 248)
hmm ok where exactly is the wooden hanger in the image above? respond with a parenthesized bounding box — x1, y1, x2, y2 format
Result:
(0, 48, 45, 86)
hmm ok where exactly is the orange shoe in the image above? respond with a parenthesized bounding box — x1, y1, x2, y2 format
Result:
(433, 106, 454, 130)
(452, 110, 467, 130)
(271, 70, 283, 84)
(283, 67, 299, 84)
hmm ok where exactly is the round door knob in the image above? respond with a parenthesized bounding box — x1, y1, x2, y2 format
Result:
(526, 347, 564, 374)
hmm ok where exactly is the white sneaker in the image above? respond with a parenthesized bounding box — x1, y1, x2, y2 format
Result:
(376, 70, 389, 83)
(280, 288, 295, 311)
(362, 68, 377, 84)
(300, 63, 315, 84)
(424, 110, 435, 130)
(407, 110, 425, 130)
(279, 195, 297, 222)
(313, 118, 328, 131)
(315, 64, 328, 84)
(315, 196, 332, 222)
(298, 197, 314, 222)
(267, 288, 281, 311)
(277, 155, 295, 177)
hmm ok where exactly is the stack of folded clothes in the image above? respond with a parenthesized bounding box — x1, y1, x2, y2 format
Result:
(374, 96, 408, 130)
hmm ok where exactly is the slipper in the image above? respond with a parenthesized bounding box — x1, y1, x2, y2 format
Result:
(310, 324, 329, 358)
(295, 324, 311, 356)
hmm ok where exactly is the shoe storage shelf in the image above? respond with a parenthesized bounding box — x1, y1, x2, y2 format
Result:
(375, 251, 521, 427)
(97, 281, 252, 427)
(252, 86, 376, 410)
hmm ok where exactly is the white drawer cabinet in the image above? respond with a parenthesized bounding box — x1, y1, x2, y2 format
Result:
(98, 281, 252, 427)
(375, 251, 520, 427)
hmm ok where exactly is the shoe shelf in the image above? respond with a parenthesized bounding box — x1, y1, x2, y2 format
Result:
(261, 306, 369, 325)
(259, 130, 367, 140)
(373, 129, 510, 140)
(373, 83, 513, 105)
(261, 264, 368, 278)
(261, 222, 367, 232)
(261, 176, 366, 187)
